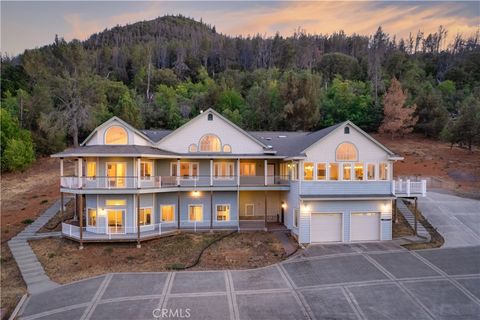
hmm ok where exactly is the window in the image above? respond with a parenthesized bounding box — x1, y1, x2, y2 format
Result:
(344, 127, 350, 134)
(189, 205, 203, 221)
(367, 164, 375, 180)
(223, 144, 232, 153)
(280, 163, 289, 178)
(140, 161, 153, 180)
(199, 134, 221, 152)
(87, 209, 96, 226)
(207, 113, 213, 121)
(161, 205, 175, 222)
(343, 163, 352, 180)
(379, 163, 388, 180)
(354, 163, 364, 181)
(216, 205, 230, 221)
(245, 204, 254, 216)
(87, 161, 96, 180)
(240, 163, 256, 176)
(316, 163, 326, 180)
(139, 208, 152, 225)
(293, 208, 300, 228)
(329, 163, 339, 180)
(172, 162, 199, 178)
(214, 162, 235, 179)
(336, 143, 357, 161)
(188, 144, 197, 152)
(303, 162, 314, 181)
(105, 126, 128, 145)
(106, 199, 126, 206)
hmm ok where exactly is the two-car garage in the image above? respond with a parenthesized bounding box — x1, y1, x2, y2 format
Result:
(309, 212, 380, 243)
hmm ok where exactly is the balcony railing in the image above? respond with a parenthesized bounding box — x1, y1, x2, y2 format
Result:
(60, 175, 290, 190)
(392, 179, 427, 197)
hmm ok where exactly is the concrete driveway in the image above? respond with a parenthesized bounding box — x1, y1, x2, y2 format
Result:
(419, 191, 480, 247)
(18, 243, 480, 320)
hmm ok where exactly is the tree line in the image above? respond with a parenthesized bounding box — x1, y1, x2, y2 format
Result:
(1, 15, 479, 171)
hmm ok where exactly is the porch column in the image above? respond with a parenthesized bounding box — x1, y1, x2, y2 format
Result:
(79, 194, 84, 249)
(137, 157, 141, 188)
(137, 194, 141, 248)
(60, 157, 64, 181)
(237, 159, 240, 186)
(176, 159, 181, 186)
(264, 160, 268, 186)
(210, 191, 213, 231)
(177, 191, 181, 229)
(73, 194, 78, 221)
(210, 160, 213, 186)
(60, 192, 64, 217)
(264, 190, 268, 231)
(77, 158, 83, 188)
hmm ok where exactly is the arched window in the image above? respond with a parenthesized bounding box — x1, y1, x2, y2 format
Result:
(336, 142, 358, 161)
(208, 113, 213, 121)
(344, 127, 350, 134)
(223, 144, 232, 153)
(199, 135, 221, 152)
(105, 126, 128, 145)
(188, 144, 197, 152)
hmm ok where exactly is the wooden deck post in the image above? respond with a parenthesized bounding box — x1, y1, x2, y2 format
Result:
(60, 192, 64, 217)
(414, 197, 418, 236)
(137, 194, 141, 248)
(79, 194, 84, 250)
(264, 191, 268, 231)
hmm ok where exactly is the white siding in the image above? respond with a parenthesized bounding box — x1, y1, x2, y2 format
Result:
(301, 181, 392, 195)
(157, 111, 265, 154)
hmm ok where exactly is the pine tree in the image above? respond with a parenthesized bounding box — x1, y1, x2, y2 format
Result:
(379, 78, 418, 139)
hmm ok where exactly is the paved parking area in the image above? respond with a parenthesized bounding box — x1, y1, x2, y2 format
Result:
(419, 191, 480, 247)
(18, 243, 480, 320)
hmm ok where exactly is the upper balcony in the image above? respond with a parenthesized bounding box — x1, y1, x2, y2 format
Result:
(60, 175, 290, 191)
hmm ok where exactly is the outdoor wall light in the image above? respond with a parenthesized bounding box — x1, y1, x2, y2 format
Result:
(281, 201, 287, 209)
(192, 191, 200, 197)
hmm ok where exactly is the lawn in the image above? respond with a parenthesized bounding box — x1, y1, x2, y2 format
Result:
(29, 231, 285, 284)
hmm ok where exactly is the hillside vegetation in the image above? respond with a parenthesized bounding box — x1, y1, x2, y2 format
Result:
(1, 15, 480, 171)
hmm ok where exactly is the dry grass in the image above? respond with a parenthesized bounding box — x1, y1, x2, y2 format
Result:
(29, 231, 285, 284)
(0, 244, 27, 319)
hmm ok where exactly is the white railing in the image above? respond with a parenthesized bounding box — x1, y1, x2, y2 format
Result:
(392, 179, 427, 197)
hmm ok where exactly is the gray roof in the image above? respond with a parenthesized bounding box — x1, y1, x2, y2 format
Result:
(52, 145, 176, 157)
(141, 129, 172, 143)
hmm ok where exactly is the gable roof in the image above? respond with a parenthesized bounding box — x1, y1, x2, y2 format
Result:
(156, 108, 269, 150)
(81, 116, 153, 146)
(141, 129, 172, 143)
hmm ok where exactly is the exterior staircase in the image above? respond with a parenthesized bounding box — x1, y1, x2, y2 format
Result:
(396, 200, 431, 241)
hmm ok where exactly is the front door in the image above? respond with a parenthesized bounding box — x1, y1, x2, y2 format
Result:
(108, 210, 125, 234)
(267, 164, 275, 185)
(107, 163, 126, 187)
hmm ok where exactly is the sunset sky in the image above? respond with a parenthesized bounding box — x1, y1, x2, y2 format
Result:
(1, 1, 479, 55)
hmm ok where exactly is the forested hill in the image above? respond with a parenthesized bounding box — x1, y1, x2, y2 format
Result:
(1, 15, 479, 171)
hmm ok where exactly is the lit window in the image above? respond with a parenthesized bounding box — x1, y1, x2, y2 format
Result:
(139, 208, 152, 225)
(245, 204, 254, 216)
(189, 205, 203, 221)
(329, 163, 339, 180)
(216, 205, 230, 221)
(336, 143, 357, 161)
(161, 205, 175, 222)
(214, 162, 235, 179)
(173, 162, 199, 178)
(199, 135, 221, 152)
(367, 164, 375, 180)
(303, 162, 314, 181)
(223, 144, 232, 153)
(188, 144, 197, 152)
(240, 163, 256, 176)
(354, 163, 364, 180)
(87, 209, 96, 226)
(343, 163, 352, 180)
(316, 163, 326, 180)
(87, 161, 96, 179)
(105, 126, 128, 145)
(106, 199, 126, 206)
(140, 161, 153, 180)
(380, 163, 388, 180)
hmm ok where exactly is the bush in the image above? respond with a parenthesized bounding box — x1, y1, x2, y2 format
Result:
(2, 138, 35, 171)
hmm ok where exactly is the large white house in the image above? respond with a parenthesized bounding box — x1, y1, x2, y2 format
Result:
(53, 108, 426, 246)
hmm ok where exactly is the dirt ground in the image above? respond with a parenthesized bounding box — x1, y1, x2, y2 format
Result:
(374, 134, 480, 197)
(392, 209, 414, 238)
(30, 232, 285, 284)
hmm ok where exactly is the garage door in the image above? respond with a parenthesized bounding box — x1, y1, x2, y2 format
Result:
(310, 213, 342, 242)
(351, 212, 380, 241)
